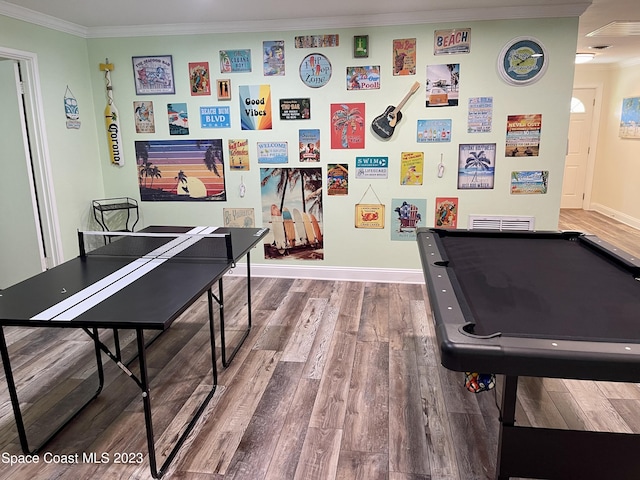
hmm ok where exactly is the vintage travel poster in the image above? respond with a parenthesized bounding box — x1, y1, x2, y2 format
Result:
(299, 129, 320, 162)
(330, 103, 365, 149)
(239, 85, 272, 130)
(260, 167, 323, 260)
(393, 38, 416, 75)
(347, 66, 381, 90)
(511, 171, 549, 194)
(167, 103, 188, 135)
(133, 101, 155, 133)
(327, 164, 348, 195)
(188, 62, 210, 96)
(400, 152, 424, 185)
(135, 139, 226, 201)
(391, 198, 426, 240)
(228, 138, 249, 170)
(263, 40, 285, 76)
(505, 114, 542, 156)
(434, 197, 459, 228)
(458, 143, 496, 189)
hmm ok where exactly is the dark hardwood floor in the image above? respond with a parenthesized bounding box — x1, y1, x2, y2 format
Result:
(0, 209, 639, 479)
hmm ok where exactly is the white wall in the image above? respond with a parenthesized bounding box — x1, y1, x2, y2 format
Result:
(574, 62, 640, 228)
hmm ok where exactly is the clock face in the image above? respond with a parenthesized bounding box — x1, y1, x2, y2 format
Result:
(498, 37, 548, 86)
(299, 53, 332, 88)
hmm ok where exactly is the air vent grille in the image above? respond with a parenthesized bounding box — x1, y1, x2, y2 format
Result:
(468, 215, 535, 231)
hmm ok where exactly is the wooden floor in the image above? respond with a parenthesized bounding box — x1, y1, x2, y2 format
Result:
(1, 209, 640, 480)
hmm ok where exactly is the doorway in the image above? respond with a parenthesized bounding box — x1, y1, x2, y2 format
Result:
(0, 47, 62, 288)
(561, 88, 597, 209)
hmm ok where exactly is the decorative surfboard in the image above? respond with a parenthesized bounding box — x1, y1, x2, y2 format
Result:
(302, 213, 317, 244)
(270, 204, 287, 254)
(310, 213, 323, 243)
(371, 81, 420, 139)
(293, 208, 308, 245)
(282, 208, 297, 247)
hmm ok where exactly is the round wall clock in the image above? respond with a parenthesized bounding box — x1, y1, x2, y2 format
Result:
(299, 53, 332, 88)
(498, 37, 548, 86)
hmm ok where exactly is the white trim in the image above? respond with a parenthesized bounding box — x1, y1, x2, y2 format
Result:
(0, 46, 63, 267)
(0, 1, 589, 38)
(227, 264, 424, 284)
(10, 60, 47, 271)
(589, 204, 640, 232)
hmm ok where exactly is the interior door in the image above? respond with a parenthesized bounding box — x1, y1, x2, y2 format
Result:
(561, 88, 596, 209)
(0, 59, 46, 288)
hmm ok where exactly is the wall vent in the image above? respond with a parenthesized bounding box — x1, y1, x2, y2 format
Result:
(468, 215, 535, 231)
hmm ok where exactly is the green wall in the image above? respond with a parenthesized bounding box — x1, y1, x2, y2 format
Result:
(1, 14, 578, 273)
(0, 15, 104, 260)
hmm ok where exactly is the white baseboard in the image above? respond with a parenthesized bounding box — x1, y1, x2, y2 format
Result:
(589, 204, 640, 231)
(226, 263, 424, 284)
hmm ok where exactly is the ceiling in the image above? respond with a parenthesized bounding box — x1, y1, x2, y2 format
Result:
(0, 0, 639, 65)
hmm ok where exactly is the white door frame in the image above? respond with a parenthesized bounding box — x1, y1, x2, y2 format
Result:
(1, 46, 63, 267)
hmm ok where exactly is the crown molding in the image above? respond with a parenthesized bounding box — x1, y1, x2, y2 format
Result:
(1, 1, 588, 39)
(0, 1, 88, 37)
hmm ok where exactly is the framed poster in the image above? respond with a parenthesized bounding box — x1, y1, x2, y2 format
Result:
(620, 97, 640, 138)
(217, 79, 231, 100)
(355, 204, 384, 229)
(280, 98, 311, 120)
(458, 143, 496, 189)
(330, 103, 365, 149)
(188, 62, 210, 96)
(132, 55, 175, 95)
(354, 35, 369, 58)
(220, 49, 251, 73)
(347, 66, 380, 90)
(393, 38, 416, 76)
(135, 139, 225, 201)
(434, 197, 459, 228)
(263, 40, 285, 76)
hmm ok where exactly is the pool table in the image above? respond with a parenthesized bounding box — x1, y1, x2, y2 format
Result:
(417, 228, 640, 480)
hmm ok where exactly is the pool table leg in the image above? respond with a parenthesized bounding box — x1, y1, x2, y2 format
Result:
(495, 375, 518, 480)
(494, 375, 640, 480)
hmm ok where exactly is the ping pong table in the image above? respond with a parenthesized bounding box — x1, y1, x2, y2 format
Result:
(0, 225, 268, 478)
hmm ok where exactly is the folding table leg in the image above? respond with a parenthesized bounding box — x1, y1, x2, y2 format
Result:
(216, 251, 252, 367)
(0, 326, 104, 454)
(136, 304, 218, 478)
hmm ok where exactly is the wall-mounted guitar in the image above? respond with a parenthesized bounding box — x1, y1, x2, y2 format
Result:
(371, 81, 420, 139)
